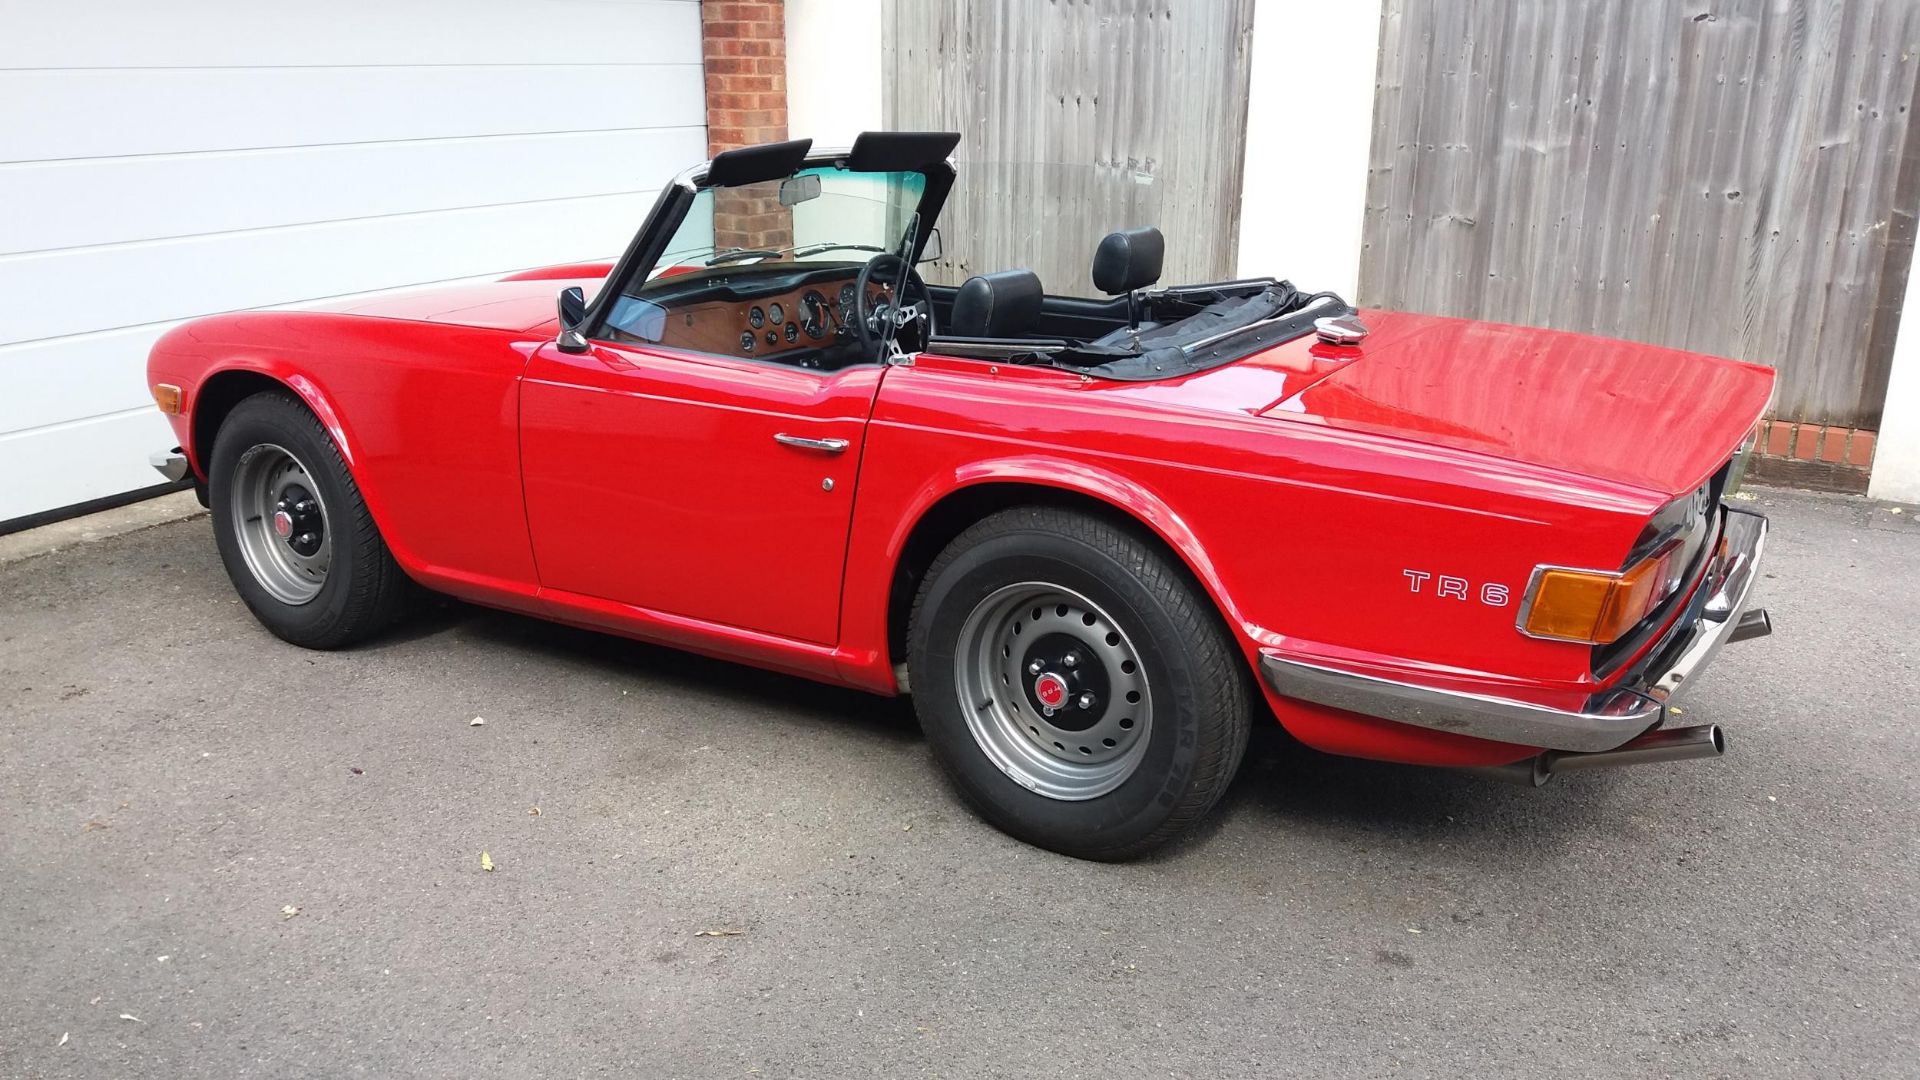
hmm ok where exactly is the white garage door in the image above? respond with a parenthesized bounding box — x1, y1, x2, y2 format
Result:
(0, 0, 706, 526)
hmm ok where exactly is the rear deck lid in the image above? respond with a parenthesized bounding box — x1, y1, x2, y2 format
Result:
(1269, 310, 1774, 495)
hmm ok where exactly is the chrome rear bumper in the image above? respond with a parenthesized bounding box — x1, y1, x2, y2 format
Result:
(1259, 509, 1771, 753)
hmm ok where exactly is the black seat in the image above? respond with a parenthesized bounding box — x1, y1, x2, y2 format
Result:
(1091, 227, 1164, 296)
(1089, 227, 1166, 344)
(948, 269, 1044, 338)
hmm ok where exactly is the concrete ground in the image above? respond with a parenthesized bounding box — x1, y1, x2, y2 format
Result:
(1, 488, 1914, 1079)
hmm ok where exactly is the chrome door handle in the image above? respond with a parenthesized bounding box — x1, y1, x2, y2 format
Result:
(773, 433, 850, 454)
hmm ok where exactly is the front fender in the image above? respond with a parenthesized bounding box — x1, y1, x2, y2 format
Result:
(153, 312, 542, 602)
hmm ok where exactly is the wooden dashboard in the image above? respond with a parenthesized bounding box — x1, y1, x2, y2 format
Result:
(616, 277, 890, 360)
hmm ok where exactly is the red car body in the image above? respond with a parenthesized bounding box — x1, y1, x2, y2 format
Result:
(147, 263, 1773, 771)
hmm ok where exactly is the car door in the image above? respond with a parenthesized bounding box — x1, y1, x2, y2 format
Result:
(519, 339, 883, 645)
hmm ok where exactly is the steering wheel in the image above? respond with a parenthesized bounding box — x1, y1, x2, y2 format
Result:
(852, 253, 935, 356)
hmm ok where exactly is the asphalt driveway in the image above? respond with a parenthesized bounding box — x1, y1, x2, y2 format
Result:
(2, 488, 1915, 1079)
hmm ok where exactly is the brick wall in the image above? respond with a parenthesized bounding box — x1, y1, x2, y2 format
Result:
(702, 0, 793, 252)
(1749, 419, 1877, 494)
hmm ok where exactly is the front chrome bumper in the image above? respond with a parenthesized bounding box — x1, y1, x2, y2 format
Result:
(150, 447, 189, 483)
(1259, 508, 1771, 753)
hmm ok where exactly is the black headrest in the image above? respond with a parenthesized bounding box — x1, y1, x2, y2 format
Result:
(949, 269, 1044, 338)
(1091, 227, 1164, 295)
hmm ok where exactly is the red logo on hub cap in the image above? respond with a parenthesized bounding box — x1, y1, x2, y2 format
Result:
(272, 510, 295, 539)
(1033, 672, 1069, 709)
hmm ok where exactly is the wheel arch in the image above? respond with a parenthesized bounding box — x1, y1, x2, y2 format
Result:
(881, 464, 1251, 674)
(191, 366, 360, 481)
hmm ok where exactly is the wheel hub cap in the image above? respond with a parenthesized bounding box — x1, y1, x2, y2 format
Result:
(953, 583, 1153, 801)
(1032, 672, 1069, 712)
(230, 445, 332, 606)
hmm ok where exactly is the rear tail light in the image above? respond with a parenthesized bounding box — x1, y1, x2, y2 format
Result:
(1519, 539, 1688, 645)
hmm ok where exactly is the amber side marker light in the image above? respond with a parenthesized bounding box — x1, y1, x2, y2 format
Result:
(153, 384, 182, 415)
(1520, 543, 1682, 645)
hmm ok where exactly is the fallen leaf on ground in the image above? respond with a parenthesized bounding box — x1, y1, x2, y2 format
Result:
(480, 851, 495, 872)
(528, 807, 541, 816)
(280, 905, 300, 919)
(81, 820, 110, 832)
(694, 928, 746, 937)
(119, 1014, 143, 1023)
(469, 717, 486, 727)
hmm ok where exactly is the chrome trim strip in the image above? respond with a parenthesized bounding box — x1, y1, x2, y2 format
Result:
(149, 447, 189, 483)
(1260, 509, 1769, 753)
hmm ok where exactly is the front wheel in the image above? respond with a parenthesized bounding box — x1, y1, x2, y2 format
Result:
(208, 390, 414, 648)
(908, 507, 1252, 860)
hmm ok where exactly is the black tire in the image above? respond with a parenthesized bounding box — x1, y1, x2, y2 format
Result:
(208, 390, 414, 648)
(908, 506, 1252, 860)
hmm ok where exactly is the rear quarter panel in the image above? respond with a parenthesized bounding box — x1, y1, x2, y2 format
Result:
(848, 358, 1671, 765)
(149, 311, 541, 602)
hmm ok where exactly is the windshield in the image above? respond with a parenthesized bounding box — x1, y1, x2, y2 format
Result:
(643, 166, 927, 284)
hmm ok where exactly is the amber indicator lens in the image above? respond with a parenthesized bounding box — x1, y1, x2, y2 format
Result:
(152, 383, 182, 414)
(1523, 545, 1682, 645)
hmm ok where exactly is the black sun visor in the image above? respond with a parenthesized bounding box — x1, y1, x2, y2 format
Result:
(847, 131, 961, 172)
(706, 138, 814, 187)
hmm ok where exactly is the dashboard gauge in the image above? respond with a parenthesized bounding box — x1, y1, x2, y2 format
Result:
(839, 283, 856, 309)
(739, 331, 755, 353)
(768, 302, 785, 325)
(785, 322, 798, 343)
(765, 330, 779, 346)
(800, 290, 829, 339)
(748, 306, 765, 329)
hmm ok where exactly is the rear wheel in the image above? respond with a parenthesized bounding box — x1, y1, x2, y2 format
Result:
(208, 390, 414, 648)
(908, 506, 1252, 860)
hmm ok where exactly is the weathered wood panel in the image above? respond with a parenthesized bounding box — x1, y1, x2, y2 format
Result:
(1363, 0, 1920, 428)
(882, 0, 1255, 295)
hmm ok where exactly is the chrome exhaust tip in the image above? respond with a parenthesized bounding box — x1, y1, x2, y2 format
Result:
(1463, 724, 1726, 787)
(1729, 607, 1772, 643)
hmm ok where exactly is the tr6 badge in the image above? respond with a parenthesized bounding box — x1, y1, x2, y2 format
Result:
(1403, 570, 1510, 607)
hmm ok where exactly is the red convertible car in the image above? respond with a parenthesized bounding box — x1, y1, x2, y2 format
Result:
(147, 132, 1774, 859)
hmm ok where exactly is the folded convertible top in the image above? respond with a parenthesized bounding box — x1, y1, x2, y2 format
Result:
(1052, 286, 1353, 381)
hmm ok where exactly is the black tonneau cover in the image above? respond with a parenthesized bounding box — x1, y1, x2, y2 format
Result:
(1053, 286, 1353, 381)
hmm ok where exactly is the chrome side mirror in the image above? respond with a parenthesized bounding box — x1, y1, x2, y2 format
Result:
(556, 286, 589, 353)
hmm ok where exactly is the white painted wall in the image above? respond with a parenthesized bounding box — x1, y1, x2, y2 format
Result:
(1870, 281, 1920, 502)
(1234, 0, 1384, 296)
(0, 0, 707, 525)
(786, 0, 884, 150)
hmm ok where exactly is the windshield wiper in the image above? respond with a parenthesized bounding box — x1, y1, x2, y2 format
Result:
(705, 247, 784, 266)
(788, 242, 889, 258)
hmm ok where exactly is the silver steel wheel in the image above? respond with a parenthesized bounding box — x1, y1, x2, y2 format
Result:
(230, 443, 332, 605)
(954, 582, 1154, 801)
